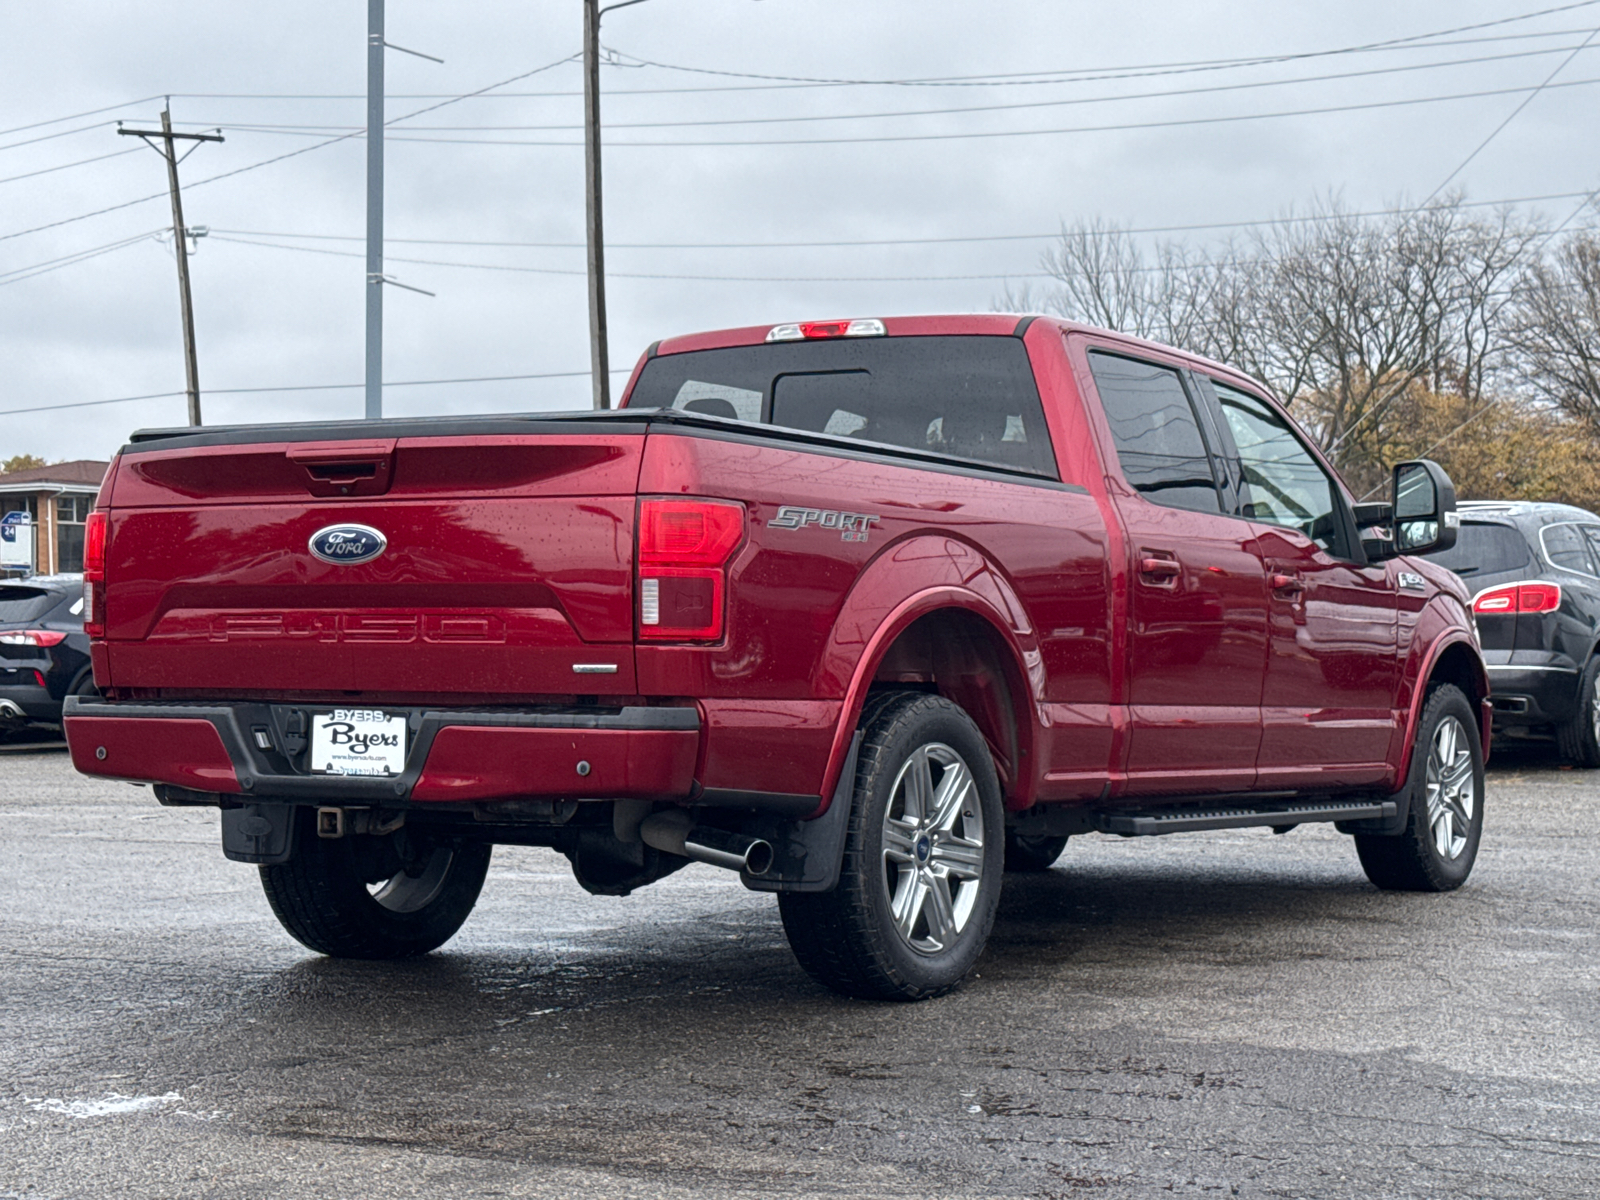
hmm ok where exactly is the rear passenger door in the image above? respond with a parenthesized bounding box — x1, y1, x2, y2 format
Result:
(1085, 351, 1269, 796)
(1198, 377, 1399, 789)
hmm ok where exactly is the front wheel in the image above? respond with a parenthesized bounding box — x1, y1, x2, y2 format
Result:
(778, 692, 1005, 1001)
(260, 812, 491, 959)
(1355, 684, 1484, 892)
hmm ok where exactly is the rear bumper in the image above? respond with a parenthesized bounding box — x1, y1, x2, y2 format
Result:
(63, 697, 700, 805)
(1484, 662, 1580, 726)
(0, 683, 60, 723)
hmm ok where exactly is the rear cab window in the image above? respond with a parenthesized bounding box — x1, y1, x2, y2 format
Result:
(627, 336, 1059, 478)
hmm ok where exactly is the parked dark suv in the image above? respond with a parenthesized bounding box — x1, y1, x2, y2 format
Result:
(1421, 501, 1600, 763)
(0, 574, 93, 729)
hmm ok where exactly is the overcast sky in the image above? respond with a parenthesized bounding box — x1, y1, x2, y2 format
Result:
(3, 0, 1597, 463)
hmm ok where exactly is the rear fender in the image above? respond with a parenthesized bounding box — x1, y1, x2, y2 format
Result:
(812, 535, 1041, 814)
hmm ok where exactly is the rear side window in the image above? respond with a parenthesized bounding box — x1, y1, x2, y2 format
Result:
(1420, 522, 1531, 577)
(628, 336, 1058, 478)
(0, 587, 59, 622)
(1542, 524, 1599, 576)
(1087, 352, 1221, 514)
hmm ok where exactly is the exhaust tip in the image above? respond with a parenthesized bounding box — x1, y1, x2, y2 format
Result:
(743, 839, 775, 877)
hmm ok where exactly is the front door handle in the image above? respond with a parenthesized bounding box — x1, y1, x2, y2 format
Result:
(1139, 556, 1181, 580)
(1271, 572, 1304, 594)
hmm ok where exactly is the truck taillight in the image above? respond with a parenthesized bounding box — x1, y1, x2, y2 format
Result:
(83, 510, 107, 637)
(1472, 580, 1561, 614)
(637, 498, 745, 641)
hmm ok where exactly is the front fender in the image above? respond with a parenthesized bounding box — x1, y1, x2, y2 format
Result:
(1394, 599, 1488, 786)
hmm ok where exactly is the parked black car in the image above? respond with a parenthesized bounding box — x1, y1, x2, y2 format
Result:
(1421, 501, 1600, 763)
(0, 574, 93, 729)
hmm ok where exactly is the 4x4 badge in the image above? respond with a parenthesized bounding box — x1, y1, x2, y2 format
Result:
(770, 505, 881, 543)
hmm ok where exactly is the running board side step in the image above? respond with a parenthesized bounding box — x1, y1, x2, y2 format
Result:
(1095, 800, 1396, 837)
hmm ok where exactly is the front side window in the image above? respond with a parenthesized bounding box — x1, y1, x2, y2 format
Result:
(1087, 352, 1222, 515)
(1210, 379, 1343, 556)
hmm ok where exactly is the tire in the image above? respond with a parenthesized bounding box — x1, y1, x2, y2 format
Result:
(1004, 831, 1069, 873)
(1355, 684, 1484, 892)
(778, 692, 1005, 1001)
(70, 672, 100, 699)
(1556, 657, 1600, 768)
(260, 811, 492, 959)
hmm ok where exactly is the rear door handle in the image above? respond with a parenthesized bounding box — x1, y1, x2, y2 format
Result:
(1139, 556, 1181, 580)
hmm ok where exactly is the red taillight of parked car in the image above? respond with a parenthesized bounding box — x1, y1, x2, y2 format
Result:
(1472, 580, 1561, 615)
(0, 630, 68, 647)
(82, 510, 108, 638)
(637, 498, 745, 641)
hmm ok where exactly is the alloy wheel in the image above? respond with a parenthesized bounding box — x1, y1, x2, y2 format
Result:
(881, 742, 986, 954)
(1425, 714, 1476, 861)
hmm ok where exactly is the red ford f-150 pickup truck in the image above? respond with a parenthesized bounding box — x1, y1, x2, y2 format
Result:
(65, 314, 1488, 1000)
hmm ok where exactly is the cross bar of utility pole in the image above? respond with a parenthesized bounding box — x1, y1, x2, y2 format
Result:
(583, 0, 611, 410)
(118, 112, 224, 427)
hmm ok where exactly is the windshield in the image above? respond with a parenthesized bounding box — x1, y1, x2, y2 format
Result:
(627, 336, 1059, 478)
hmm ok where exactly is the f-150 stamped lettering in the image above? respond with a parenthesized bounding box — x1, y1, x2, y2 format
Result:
(770, 505, 881, 543)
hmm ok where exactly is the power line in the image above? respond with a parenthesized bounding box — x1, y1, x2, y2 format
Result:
(164, 40, 1600, 137)
(598, 0, 1600, 88)
(0, 230, 165, 286)
(1421, 25, 1600, 205)
(207, 191, 1600, 252)
(0, 147, 140, 186)
(0, 96, 165, 139)
(0, 54, 579, 245)
(0, 368, 631, 420)
(356, 73, 1600, 148)
(208, 233, 1051, 282)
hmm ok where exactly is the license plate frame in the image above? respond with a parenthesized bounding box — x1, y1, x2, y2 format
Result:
(309, 708, 408, 777)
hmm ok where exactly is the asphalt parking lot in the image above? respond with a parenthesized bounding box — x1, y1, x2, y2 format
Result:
(2, 748, 1598, 1200)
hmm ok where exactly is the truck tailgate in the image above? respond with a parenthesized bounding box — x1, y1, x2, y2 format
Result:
(102, 431, 644, 697)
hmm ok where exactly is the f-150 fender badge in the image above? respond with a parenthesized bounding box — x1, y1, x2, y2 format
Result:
(770, 505, 881, 543)
(1398, 571, 1427, 592)
(309, 523, 388, 565)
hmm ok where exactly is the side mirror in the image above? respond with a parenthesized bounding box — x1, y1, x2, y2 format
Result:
(1391, 459, 1458, 556)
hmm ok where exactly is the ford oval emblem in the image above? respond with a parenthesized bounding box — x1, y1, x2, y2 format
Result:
(308, 523, 387, 565)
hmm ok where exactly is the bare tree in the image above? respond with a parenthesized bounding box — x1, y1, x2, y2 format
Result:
(1014, 195, 1545, 477)
(1508, 231, 1600, 431)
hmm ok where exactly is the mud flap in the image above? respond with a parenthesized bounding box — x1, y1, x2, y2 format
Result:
(221, 803, 295, 864)
(739, 733, 859, 894)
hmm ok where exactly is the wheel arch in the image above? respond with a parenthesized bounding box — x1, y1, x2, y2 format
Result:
(1399, 631, 1490, 783)
(814, 576, 1041, 816)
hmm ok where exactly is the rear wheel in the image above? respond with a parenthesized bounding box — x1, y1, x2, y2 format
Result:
(778, 693, 1004, 1001)
(1355, 684, 1484, 892)
(1556, 657, 1600, 768)
(260, 812, 491, 958)
(1004, 831, 1069, 872)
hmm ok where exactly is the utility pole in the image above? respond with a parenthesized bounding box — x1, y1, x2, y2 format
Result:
(363, 1, 441, 420)
(583, 0, 611, 410)
(118, 110, 223, 427)
(366, 0, 385, 420)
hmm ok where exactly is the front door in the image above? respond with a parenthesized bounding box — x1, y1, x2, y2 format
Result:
(1085, 351, 1269, 796)
(1202, 377, 1399, 789)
